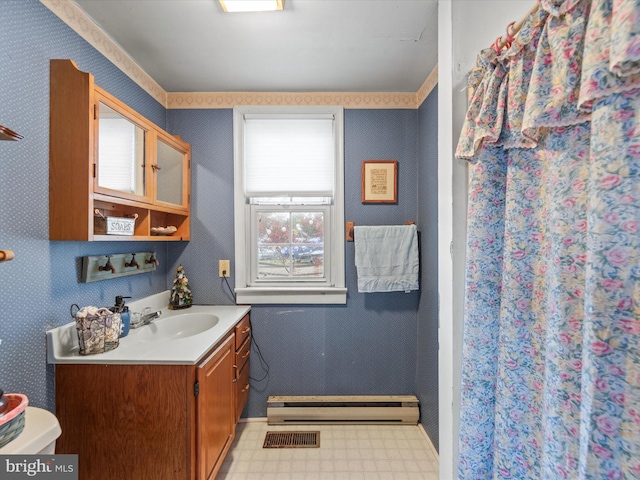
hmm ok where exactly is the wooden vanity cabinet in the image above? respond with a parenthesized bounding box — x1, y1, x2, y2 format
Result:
(55, 363, 194, 480)
(49, 59, 191, 241)
(55, 316, 250, 480)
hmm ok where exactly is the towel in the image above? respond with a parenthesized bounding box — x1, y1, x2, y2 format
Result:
(354, 224, 419, 293)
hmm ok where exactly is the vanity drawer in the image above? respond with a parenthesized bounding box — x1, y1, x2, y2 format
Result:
(235, 314, 251, 350)
(235, 335, 251, 375)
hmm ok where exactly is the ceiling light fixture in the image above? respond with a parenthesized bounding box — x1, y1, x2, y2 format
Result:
(218, 0, 285, 13)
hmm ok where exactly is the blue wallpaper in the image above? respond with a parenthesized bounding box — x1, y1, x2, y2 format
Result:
(166, 109, 236, 305)
(0, 0, 170, 411)
(0, 0, 439, 449)
(417, 87, 440, 451)
(167, 108, 439, 448)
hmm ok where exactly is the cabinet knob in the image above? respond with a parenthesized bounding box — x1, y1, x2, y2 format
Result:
(241, 327, 251, 334)
(241, 384, 250, 393)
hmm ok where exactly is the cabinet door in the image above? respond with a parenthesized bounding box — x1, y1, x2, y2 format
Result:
(154, 132, 190, 210)
(236, 360, 250, 423)
(197, 333, 235, 480)
(94, 91, 152, 203)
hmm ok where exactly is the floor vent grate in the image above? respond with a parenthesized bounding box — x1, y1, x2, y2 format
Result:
(263, 431, 320, 448)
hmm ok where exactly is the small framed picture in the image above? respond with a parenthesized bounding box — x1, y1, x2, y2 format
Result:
(361, 160, 398, 203)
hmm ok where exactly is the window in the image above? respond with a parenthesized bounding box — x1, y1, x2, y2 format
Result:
(233, 106, 346, 304)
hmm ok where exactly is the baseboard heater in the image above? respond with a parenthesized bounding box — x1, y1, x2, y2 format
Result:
(267, 395, 419, 425)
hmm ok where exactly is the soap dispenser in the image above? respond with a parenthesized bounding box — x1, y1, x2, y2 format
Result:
(112, 296, 131, 337)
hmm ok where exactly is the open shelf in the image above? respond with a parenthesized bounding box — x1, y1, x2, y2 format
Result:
(93, 197, 189, 241)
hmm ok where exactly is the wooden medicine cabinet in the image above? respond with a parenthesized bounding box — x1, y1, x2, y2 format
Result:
(49, 59, 191, 241)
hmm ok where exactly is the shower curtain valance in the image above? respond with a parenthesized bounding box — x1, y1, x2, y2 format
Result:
(456, 0, 640, 159)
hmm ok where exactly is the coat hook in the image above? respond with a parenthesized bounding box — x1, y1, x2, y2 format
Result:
(0, 250, 15, 262)
(125, 253, 140, 269)
(145, 252, 159, 266)
(98, 255, 116, 274)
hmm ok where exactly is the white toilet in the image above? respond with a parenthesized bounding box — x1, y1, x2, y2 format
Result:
(0, 407, 62, 454)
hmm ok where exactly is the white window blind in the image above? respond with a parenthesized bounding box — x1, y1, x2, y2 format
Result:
(243, 116, 335, 197)
(98, 118, 137, 193)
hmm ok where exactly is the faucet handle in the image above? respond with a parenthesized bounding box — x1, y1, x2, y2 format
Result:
(99, 255, 116, 273)
(145, 253, 159, 266)
(125, 254, 140, 269)
(129, 312, 143, 328)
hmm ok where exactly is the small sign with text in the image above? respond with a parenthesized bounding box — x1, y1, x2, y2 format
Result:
(1, 455, 78, 479)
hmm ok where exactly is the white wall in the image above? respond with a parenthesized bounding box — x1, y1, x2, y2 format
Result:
(438, 1, 536, 479)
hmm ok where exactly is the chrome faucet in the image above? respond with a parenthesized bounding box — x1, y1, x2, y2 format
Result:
(130, 309, 162, 329)
(142, 310, 162, 325)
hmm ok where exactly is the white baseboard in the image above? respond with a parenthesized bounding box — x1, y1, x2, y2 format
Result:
(238, 417, 267, 424)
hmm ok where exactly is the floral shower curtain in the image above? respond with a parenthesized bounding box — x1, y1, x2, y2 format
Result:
(456, 1, 640, 479)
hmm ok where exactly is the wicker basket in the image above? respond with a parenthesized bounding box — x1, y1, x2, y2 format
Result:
(0, 394, 28, 448)
(71, 305, 122, 355)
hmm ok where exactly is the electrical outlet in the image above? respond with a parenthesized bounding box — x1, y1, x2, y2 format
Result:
(219, 260, 230, 277)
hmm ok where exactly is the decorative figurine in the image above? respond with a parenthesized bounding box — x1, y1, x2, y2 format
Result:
(170, 265, 193, 309)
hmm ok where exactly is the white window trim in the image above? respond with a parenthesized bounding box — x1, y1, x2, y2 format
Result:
(233, 106, 346, 304)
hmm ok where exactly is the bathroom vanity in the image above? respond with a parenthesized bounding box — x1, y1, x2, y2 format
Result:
(47, 293, 251, 480)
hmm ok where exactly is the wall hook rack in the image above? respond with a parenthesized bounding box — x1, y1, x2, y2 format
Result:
(82, 251, 157, 282)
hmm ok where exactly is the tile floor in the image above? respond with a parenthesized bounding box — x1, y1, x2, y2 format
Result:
(217, 421, 439, 480)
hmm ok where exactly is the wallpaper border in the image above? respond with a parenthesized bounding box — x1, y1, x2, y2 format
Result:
(40, 0, 168, 106)
(167, 91, 419, 110)
(416, 65, 438, 108)
(41, 0, 437, 109)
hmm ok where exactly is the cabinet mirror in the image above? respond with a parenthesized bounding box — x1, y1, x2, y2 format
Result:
(97, 101, 146, 197)
(156, 137, 185, 207)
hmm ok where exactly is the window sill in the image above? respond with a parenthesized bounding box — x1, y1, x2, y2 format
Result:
(235, 287, 347, 305)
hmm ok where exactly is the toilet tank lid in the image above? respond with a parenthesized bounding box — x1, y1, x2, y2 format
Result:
(0, 407, 61, 454)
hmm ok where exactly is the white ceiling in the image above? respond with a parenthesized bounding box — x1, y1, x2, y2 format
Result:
(73, 0, 438, 93)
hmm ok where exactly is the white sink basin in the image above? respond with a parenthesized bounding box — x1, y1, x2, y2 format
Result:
(137, 313, 219, 341)
(47, 292, 251, 364)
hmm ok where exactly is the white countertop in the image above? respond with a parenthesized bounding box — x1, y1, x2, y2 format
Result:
(47, 291, 250, 365)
